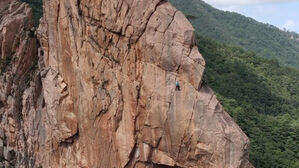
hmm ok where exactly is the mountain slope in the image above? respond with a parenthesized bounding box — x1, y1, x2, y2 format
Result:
(197, 35, 299, 168)
(169, 0, 299, 167)
(169, 0, 299, 69)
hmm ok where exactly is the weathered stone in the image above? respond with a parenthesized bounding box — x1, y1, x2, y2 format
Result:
(0, 0, 254, 167)
(0, 0, 40, 167)
(151, 149, 177, 167)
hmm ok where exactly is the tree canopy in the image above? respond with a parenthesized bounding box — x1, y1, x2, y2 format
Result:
(197, 35, 299, 168)
(21, 0, 43, 25)
(170, 0, 299, 69)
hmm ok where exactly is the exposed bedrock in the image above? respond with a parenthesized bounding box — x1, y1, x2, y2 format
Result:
(0, 0, 254, 167)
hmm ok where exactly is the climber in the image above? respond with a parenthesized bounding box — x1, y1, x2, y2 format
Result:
(176, 80, 180, 91)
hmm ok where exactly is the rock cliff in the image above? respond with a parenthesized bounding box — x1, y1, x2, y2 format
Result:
(0, 0, 40, 167)
(0, 0, 254, 167)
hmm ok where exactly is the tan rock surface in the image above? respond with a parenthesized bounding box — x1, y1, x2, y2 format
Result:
(0, 0, 40, 167)
(0, 0, 254, 167)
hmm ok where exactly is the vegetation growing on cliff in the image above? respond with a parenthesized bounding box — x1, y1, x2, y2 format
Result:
(170, 0, 299, 69)
(197, 36, 299, 168)
(21, 0, 43, 25)
(169, 0, 299, 167)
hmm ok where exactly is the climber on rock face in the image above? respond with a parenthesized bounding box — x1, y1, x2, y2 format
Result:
(176, 80, 180, 91)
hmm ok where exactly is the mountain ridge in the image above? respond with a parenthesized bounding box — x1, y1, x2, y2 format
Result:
(170, 0, 299, 69)
(196, 20, 299, 168)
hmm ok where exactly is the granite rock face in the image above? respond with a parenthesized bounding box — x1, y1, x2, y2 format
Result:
(0, 0, 254, 167)
(0, 0, 40, 167)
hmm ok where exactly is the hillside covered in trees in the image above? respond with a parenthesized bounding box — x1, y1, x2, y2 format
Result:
(197, 36, 299, 168)
(170, 0, 299, 69)
(169, 0, 299, 167)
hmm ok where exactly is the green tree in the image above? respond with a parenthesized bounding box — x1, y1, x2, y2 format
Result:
(197, 35, 299, 168)
(170, 0, 299, 69)
(21, 0, 43, 25)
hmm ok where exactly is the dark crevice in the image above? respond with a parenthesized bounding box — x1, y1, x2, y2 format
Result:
(124, 143, 138, 168)
(77, 0, 82, 16)
(134, 0, 168, 44)
(85, 17, 124, 37)
(87, 36, 120, 65)
(0, 101, 4, 109)
(175, 65, 181, 73)
(197, 79, 206, 91)
(59, 129, 79, 147)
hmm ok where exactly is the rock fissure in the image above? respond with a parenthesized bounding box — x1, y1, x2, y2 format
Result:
(59, 129, 79, 146)
(0, 0, 254, 167)
(134, 0, 167, 44)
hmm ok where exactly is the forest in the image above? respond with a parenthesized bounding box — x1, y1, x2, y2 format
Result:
(170, 0, 299, 69)
(21, 0, 43, 25)
(198, 36, 299, 168)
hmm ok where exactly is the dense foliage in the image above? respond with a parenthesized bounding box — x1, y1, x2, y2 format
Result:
(21, 0, 43, 25)
(170, 0, 299, 166)
(170, 0, 299, 69)
(197, 36, 299, 168)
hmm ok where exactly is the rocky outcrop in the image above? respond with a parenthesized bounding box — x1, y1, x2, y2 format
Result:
(0, 0, 40, 167)
(0, 0, 254, 167)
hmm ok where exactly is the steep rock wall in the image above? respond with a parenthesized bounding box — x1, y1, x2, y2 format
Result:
(0, 0, 254, 167)
(0, 0, 40, 167)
